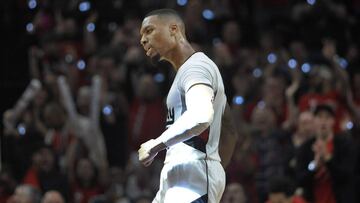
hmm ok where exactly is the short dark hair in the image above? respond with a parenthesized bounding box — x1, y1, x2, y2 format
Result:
(145, 8, 182, 20)
(144, 9, 186, 36)
(313, 104, 335, 117)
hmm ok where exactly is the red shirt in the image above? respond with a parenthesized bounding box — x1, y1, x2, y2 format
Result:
(72, 184, 103, 203)
(23, 166, 41, 189)
(313, 139, 336, 203)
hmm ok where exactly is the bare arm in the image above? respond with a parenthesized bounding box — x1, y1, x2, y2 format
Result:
(90, 75, 102, 127)
(219, 103, 239, 168)
(321, 40, 360, 124)
(155, 85, 214, 147)
(282, 68, 301, 131)
(57, 76, 78, 122)
(138, 84, 214, 166)
(5, 79, 42, 129)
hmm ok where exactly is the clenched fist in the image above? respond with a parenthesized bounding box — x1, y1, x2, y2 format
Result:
(138, 139, 166, 167)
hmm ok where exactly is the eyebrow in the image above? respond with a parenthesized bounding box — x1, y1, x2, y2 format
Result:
(140, 25, 149, 35)
(141, 24, 156, 36)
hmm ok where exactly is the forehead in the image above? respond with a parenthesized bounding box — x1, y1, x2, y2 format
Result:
(315, 110, 334, 118)
(140, 15, 162, 32)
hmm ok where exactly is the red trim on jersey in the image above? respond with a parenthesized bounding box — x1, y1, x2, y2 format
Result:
(199, 128, 210, 143)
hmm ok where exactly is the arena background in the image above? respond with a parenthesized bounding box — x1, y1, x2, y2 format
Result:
(0, 0, 360, 203)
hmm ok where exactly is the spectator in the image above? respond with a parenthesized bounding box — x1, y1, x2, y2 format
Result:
(250, 104, 290, 202)
(295, 104, 357, 203)
(291, 111, 315, 148)
(22, 145, 69, 200)
(42, 102, 70, 156)
(1, 2, 359, 203)
(70, 158, 103, 203)
(284, 111, 316, 179)
(57, 75, 108, 171)
(298, 39, 350, 132)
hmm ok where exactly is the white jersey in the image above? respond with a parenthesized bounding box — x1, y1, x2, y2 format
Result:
(164, 52, 226, 164)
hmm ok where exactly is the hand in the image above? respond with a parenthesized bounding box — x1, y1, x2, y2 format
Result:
(312, 139, 332, 162)
(312, 141, 322, 168)
(138, 139, 161, 167)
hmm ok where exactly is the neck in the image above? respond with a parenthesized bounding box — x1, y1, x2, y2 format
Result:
(163, 38, 195, 70)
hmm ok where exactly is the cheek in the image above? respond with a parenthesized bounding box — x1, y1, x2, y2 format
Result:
(327, 119, 335, 126)
(153, 31, 173, 50)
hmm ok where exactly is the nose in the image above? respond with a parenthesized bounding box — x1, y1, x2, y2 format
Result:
(140, 35, 147, 47)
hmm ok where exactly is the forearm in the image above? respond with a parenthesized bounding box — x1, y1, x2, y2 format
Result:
(13, 79, 42, 119)
(156, 110, 212, 147)
(156, 85, 214, 148)
(282, 96, 299, 131)
(57, 76, 78, 121)
(219, 103, 238, 168)
(90, 75, 101, 125)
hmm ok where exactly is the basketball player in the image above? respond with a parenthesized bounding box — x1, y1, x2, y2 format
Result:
(138, 9, 237, 203)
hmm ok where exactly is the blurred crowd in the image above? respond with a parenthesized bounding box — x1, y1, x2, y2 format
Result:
(1, 0, 360, 203)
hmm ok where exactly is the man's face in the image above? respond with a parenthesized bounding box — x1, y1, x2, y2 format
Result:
(140, 15, 174, 61)
(298, 111, 315, 135)
(314, 111, 335, 138)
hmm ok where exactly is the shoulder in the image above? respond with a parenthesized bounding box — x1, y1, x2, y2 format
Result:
(181, 52, 216, 70)
(334, 133, 354, 147)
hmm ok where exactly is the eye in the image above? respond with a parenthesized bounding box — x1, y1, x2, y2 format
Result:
(146, 28, 153, 34)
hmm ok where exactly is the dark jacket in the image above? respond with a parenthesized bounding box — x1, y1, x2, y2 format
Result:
(295, 134, 357, 203)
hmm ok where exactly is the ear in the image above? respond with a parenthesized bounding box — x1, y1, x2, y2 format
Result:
(169, 23, 178, 36)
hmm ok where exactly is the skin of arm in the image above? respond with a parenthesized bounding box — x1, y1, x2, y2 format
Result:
(138, 84, 214, 166)
(57, 76, 78, 122)
(282, 69, 301, 131)
(218, 103, 239, 168)
(90, 75, 101, 129)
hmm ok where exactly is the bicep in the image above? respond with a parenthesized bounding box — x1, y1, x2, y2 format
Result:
(185, 84, 214, 109)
